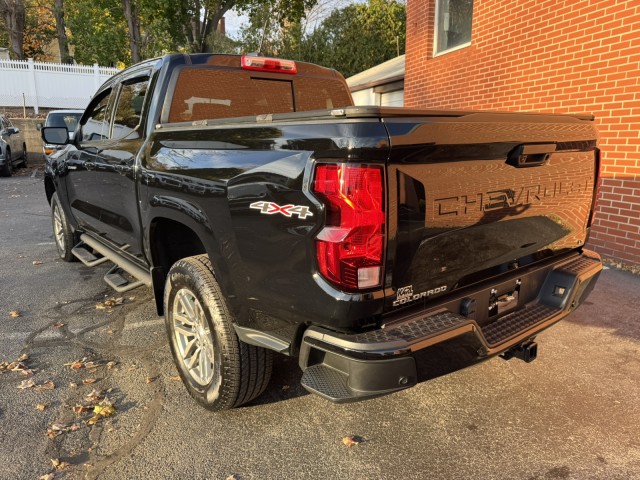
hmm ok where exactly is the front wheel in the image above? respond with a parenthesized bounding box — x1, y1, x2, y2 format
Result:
(164, 255, 272, 411)
(51, 192, 76, 261)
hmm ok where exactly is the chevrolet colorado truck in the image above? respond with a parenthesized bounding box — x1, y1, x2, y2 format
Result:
(41, 53, 602, 411)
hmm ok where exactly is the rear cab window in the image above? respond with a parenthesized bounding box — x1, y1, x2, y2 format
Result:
(165, 56, 353, 124)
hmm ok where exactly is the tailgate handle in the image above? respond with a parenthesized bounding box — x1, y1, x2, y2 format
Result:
(507, 143, 556, 167)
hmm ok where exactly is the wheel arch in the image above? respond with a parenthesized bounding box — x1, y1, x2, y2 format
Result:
(148, 215, 234, 316)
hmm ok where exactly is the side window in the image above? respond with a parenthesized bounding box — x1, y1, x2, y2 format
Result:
(81, 90, 114, 142)
(112, 77, 149, 140)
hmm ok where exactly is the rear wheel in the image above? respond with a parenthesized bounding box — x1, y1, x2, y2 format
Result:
(51, 192, 75, 261)
(1, 149, 12, 177)
(164, 255, 272, 411)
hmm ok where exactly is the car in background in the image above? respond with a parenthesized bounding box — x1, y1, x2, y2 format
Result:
(40, 110, 83, 161)
(0, 115, 27, 177)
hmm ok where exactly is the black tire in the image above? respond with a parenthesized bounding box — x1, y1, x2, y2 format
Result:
(51, 192, 76, 262)
(164, 255, 272, 411)
(21, 143, 28, 168)
(1, 149, 12, 177)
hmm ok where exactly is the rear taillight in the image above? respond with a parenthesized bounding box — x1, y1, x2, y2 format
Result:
(313, 163, 385, 291)
(241, 55, 297, 74)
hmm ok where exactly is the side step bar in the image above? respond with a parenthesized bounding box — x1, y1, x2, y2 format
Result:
(104, 265, 146, 293)
(72, 244, 110, 267)
(75, 234, 152, 290)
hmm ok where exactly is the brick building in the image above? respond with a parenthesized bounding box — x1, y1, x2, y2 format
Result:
(404, 0, 640, 266)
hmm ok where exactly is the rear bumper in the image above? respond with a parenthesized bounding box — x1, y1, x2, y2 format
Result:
(299, 249, 602, 402)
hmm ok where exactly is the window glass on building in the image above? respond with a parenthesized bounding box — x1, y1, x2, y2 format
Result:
(435, 0, 474, 55)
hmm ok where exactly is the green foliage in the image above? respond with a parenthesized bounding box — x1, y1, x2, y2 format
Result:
(207, 30, 241, 54)
(299, 0, 406, 78)
(0, 18, 8, 50)
(65, 0, 130, 65)
(237, 0, 406, 78)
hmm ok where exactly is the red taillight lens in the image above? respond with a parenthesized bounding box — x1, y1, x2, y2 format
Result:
(313, 163, 385, 291)
(241, 55, 297, 74)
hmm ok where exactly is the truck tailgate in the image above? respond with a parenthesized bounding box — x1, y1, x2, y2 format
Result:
(383, 112, 599, 312)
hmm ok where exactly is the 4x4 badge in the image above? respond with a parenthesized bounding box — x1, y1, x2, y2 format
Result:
(250, 201, 313, 219)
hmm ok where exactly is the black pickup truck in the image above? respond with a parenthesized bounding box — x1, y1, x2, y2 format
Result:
(42, 53, 602, 410)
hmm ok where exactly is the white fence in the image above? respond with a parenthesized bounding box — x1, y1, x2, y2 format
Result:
(0, 59, 120, 113)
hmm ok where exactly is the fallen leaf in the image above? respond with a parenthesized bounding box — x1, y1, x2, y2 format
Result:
(84, 361, 99, 369)
(47, 422, 81, 438)
(70, 361, 84, 370)
(145, 376, 157, 384)
(36, 403, 49, 411)
(38, 474, 55, 480)
(281, 385, 290, 392)
(95, 303, 107, 310)
(32, 260, 43, 265)
(9, 310, 21, 318)
(226, 476, 238, 480)
(82, 378, 97, 385)
(73, 405, 91, 415)
(17, 353, 29, 362)
(342, 435, 362, 448)
(85, 389, 102, 402)
(17, 378, 36, 389)
(7, 360, 34, 375)
(128, 296, 135, 301)
(93, 404, 116, 417)
(52, 322, 65, 328)
(86, 414, 102, 426)
(169, 375, 181, 382)
(69, 382, 78, 388)
(106, 361, 117, 369)
(51, 458, 70, 470)
(34, 380, 56, 391)
(49, 422, 68, 432)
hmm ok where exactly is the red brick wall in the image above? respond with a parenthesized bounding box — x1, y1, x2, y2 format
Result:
(405, 0, 640, 265)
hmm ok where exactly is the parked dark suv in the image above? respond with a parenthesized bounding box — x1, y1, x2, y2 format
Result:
(0, 115, 27, 177)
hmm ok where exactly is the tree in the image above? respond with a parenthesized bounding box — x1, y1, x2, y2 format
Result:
(53, 0, 72, 63)
(23, 0, 56, 60)
(299, 0, 406, 78)
(65, 0, 130, 65)
(122, 0, 141, 63)
(0, 0, 26, 59)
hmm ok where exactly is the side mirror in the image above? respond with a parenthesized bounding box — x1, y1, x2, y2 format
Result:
(41, 126, 69, 145)
(36, 123, 43, 131)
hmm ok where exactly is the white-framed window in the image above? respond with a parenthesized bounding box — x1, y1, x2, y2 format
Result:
(434, 0, 474, 56)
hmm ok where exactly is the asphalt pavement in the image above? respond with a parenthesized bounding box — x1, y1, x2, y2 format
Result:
(1, 171, 639, 480)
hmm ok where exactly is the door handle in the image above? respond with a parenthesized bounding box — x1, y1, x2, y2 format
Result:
(507, 143, 556, 167)
(85, 162, 96, 170)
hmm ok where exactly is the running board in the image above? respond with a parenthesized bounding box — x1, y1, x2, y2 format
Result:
(104, 265, 146, 293)
(78, 234, 152, 289)
(72, 244, 109, 267)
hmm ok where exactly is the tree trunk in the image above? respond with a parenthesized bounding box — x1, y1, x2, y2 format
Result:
(53, 0, 71, 63)
(122, 0, 141, 63)
(0, 0, 26, 59)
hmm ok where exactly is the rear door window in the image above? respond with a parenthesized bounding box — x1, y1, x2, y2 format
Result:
(112, 76, 150, 140)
